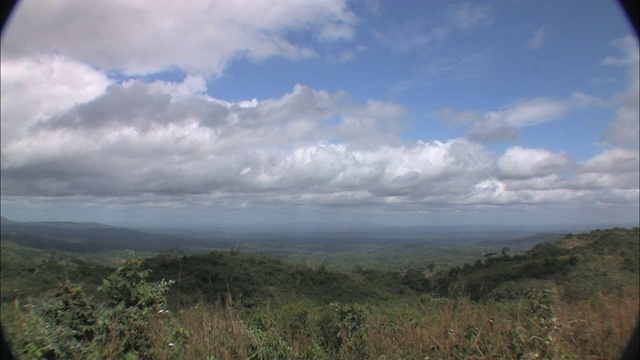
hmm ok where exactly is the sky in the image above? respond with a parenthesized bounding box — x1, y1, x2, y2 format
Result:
(1, 0, 638, 230)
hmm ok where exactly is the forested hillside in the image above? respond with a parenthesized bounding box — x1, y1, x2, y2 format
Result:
(1, 227, 638, 359)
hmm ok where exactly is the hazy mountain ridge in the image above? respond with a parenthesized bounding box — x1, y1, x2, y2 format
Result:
(0, 217, 228, 253)
(0, 216, 112, 229)
(475, 232, 562, 251)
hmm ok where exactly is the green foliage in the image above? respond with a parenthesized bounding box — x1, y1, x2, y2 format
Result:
(144, 249, 416, 309)
(1, 227, 638, 359)
(1, 239, 114, 303)
(46, 282, 98, 342)
(3, 256, 174, 359)
(317, 302, 369, 357)
(2, 283, 101, 359)
(100, 256, 173, 312)
(424, 227, 639, 302)
(98, 256, 174, 359)
(508, 288, 563, 359)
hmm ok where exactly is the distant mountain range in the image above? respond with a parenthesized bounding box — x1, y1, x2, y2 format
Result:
(0, 216, 562, 255)
(0, 217, 230, 253)
(476, 232, 562, 251)
(1, 216, 113, 229)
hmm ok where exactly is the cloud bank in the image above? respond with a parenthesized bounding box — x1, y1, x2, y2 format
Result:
(1, 2, 638, 227)
(2, 57, 637, 217)
(2, 0, 356, 76)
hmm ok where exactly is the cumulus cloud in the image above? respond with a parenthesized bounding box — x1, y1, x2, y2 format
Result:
(2, 0, 357, 76)
(2, 54, 634, 215)
(1, 4, 637, 225)
(497, 147, 571, 180)
(0, 55, 112, 144)
(0, 56, 488, 209)
(579, 148, 639, 175)
(1, 73, 414, 201)
(2, 61, 634, 216)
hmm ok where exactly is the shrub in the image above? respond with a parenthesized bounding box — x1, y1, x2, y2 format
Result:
(6, 283, 101, 359)
(317, 302, 368, 358)
(99, 256, 174, 359)
(100, 256, 173, 312)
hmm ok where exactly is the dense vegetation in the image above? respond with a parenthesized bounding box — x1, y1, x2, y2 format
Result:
(1, 227, 638, 359)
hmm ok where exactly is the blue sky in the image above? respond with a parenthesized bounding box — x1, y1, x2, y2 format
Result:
(1, 0, 638, 229)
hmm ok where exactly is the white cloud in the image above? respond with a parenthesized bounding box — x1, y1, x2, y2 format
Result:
(497, 146, 571, 180)
(601, 36, 639, 67)
(458, 97, 570, 143)
(0, 55, 112, 145)
(568, 148, 639, 192)
(579, 148, 639, 174)
(602, 105, 640, 146)
(2, 69, 635, 214)
(148, 75, 207, 98)
(439, 86, 622, 145)
(497, 98, 569, 128)
(1, 11, 638, 225)
(1, 0, 357, 76)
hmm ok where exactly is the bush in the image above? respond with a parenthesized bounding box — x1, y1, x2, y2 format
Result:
(100, 257, 173, 312)
(3, 256, 175, 360)
(6, 283, 101, 359)
(99, 256, 174, 359)
(317, 302, 368, 357)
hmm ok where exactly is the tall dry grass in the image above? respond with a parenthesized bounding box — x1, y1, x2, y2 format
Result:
(139, 291, 638, 360)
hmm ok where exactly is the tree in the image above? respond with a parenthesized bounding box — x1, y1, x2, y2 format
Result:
(99, 256, 174, 359)
(100, 256, 173, 311)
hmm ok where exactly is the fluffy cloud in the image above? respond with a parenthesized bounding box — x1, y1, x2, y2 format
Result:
(1, 5, 637, 225)
(580, 148, 639, 174)
(1, 76, 489, 206)
(1, 64, 635, 214)
(573, 148, 639, 191)
(0, 55, 112, 144)
(2, 0, 356, 76)
(497, 147, 571, 179)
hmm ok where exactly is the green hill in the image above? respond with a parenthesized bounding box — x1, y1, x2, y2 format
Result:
(1, 227, 637, 359)
(422, 227, 639, 302)
(144, 248, 415, 308)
